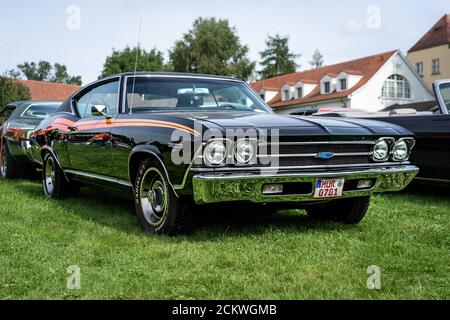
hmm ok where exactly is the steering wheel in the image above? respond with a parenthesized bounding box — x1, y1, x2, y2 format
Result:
(217, 104, 238, 110)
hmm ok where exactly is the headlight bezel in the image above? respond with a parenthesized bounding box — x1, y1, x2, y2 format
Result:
(372, 138, 395, 162)
(203, 139, 230, 167)
(234, 138, 257, 166)
(392, 137, 415, 162)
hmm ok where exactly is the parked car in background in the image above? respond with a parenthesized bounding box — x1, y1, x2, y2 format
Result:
(32, 72, 418, 235)
(0, 101, 62, 179)
(313, 80, 450, 184)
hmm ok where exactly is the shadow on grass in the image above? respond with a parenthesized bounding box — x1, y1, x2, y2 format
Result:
(11, 180, 349, 240)
(404, 182, 450, 198)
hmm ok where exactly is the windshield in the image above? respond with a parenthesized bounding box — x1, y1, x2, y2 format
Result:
(125, 77, 272, 113)
(439, 82, 450, 113)
(20, 103, 60, 119)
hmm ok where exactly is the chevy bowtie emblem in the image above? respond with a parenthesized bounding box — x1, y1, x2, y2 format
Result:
(316, 152, 335, 159)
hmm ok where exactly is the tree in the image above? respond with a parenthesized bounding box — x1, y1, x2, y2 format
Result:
(100, 46, 166, 78)
(259, 34, 299, 79)
(53, 63, 82, 85)
(309, 49, 324, 68)
(0, 76, 31, 107)
(15, 61, 82, 85)
(169, 17, 255, 81)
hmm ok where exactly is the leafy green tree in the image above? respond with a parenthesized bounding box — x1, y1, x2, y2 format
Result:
(53, 63, 82, 85)
(17, 61, 52, 81)
(259, 34, 299, 79)
(310, 49, 324, 68)
(15, 61, 82, 85)
(100, 47, 165, 78)
(0, 76, 31, 107)
(169, 17, 255, 81)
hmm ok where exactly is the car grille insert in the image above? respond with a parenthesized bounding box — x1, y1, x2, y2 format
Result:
(257, 140, 375, 168)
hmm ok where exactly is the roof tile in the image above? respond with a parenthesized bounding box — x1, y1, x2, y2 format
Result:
(17, 79, 80, 101)
(251, 50, 397, 108)
(408, 14, 450, 52)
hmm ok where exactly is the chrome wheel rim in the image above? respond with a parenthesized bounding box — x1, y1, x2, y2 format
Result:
(44, 157, 55, 195)
(0, 147, 7, 178)
(140, 168, 168, 227)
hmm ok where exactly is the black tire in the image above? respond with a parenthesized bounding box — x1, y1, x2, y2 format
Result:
(42, 152, 73, 199)
(0, 141, 21, 179)
(134, 158, 195, 235)
(306, 196, 371, 224)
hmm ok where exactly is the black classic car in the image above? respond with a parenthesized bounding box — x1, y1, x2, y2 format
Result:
(32, 72, 418, 235)
(0, 101, 62, 178)
(314, 80, 450, 183)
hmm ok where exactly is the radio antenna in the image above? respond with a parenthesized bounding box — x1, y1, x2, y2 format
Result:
(130, 17, 143, 113)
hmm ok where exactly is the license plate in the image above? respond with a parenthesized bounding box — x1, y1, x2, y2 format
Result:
(314, 178, 345, 199)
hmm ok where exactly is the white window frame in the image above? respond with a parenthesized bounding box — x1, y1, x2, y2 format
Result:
(297, 87, 303, 99)
(416, 62, 424, 77)
(340, 78, 347, 91)
(432, 59, 440, 75)
(381, 74, 411, 99)
(284, 89, 290, 100)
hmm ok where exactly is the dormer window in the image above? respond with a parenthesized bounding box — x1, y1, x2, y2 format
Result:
(260, 93, 265, 100)
(297, 87, 303, 99)
(284, 89, 290, 100)
(324, 82, 331, 93)
(340, 78, 347, 91)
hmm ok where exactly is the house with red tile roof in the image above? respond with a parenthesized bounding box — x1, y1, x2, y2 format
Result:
(251, 50, 434, 114)
(407, 14, 450, 88)
(17, 79, 80, 101)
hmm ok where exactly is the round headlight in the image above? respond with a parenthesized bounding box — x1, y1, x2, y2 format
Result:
(373, 140, 389, 161)
(235, 140, 255, 164)
(392, 140, 408, 161)
(204, 140, 227, 166)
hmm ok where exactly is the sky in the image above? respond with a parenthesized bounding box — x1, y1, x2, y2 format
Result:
(0, 0, 448, 84)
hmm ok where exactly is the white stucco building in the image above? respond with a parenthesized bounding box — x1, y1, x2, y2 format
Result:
(251, 50, 434, 114)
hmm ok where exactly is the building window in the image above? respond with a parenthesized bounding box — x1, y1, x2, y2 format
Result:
(381, 74, 411, 99)
(416, 62, 424, 77)
(324, 82, 330, 93)
(297, 87, 303, 99)
(284, 89, 290, 100)
(432, 59, 440, 75)
(340, 78, 347, 90)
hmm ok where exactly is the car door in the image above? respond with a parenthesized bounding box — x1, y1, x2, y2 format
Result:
(68, 78, 120, 177)
(388, 114, 450, 181)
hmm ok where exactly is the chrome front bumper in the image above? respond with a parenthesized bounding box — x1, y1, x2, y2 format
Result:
(192, 165, 419, 204)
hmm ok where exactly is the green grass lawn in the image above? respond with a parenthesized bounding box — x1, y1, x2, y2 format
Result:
(0, 179, 448, 300)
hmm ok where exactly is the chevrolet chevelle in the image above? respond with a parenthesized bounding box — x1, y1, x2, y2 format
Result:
(31, 72, 419, 235)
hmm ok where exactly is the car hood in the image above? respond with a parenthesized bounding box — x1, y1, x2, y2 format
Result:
(183, 111, 412, 137)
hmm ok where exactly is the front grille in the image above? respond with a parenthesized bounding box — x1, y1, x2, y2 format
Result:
(258, 140, 375, 168)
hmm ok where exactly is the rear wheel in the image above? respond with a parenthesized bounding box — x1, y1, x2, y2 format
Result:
(0, 141, 21, 179)
(306, 196, 371, 224)
(42, 152, 74, 199)
(134, 158, 195, 235)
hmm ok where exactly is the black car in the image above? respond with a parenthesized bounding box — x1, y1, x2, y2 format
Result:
(314, 80, 450, 184)
(32, 72, 418, 235)
(0, 101, 62, 178)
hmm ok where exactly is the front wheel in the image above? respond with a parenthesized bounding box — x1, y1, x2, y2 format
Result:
(306, 196, 371, 224)
(134, 159, 195, 235)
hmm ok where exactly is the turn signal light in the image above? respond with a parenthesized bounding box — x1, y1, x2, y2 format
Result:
(262, 184, 284, 195)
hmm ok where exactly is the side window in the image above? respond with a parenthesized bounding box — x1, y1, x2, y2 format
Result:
(75, 80, 120, 118)
(75, 90, 93, 118)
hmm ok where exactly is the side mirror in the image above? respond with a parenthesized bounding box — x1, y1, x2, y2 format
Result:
(91, 105, 112, 119)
